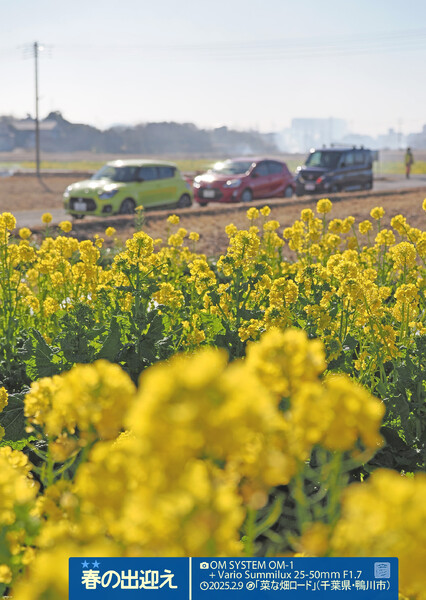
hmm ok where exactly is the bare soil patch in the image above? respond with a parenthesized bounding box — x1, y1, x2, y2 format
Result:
(0, 174, 91, 212)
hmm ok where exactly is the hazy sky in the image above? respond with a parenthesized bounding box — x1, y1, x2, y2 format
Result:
(1, 0, 426, 136)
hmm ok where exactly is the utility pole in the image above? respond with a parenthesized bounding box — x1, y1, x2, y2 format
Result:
(34, 41, 41, 178)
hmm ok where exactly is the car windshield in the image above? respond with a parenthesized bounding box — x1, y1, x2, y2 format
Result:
(92, 165, 139, 182)
(305, 151, 342, 169)
(211, 160, 253, 175)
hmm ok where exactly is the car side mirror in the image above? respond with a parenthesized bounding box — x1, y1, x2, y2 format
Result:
(251, 171, 258, 178)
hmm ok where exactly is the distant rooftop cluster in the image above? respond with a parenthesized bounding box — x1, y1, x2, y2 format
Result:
(1, 112, 425, 155)
(276, 117, 426, 153)
(0, 112, 277, 156)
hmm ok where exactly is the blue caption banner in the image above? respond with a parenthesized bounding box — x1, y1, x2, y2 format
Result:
(69, 557, 398, 599)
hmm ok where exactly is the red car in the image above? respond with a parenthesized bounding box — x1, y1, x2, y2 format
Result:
(193, 158, 295, 206)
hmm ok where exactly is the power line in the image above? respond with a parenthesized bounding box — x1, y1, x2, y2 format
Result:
(3, 28, 426, 63)
(50, 27, 426, 61)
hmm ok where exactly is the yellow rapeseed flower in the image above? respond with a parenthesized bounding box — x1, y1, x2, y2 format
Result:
(0, 387, 8, 412)
(0, 564, 12, 584)
(19, 227, 32, 239)
(0, 212, 16, 230)
(389, 241, 417, 269)
(358, 220, 372, 234)
(246, 207, 259, 221)
(105, 227, 116, 237)
(167, 214, 180, 225)
(41, 213, 52, 224)
(58, 221, 72, 233)
(260, 206, 271, 216)
(316, 198, 332, 214)
(330, 470, 426, 600)
(370, 206, 385, 220)
(225, 223, 238, 237)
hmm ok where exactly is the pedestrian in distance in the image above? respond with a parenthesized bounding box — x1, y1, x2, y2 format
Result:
(405, 147, 414, 179)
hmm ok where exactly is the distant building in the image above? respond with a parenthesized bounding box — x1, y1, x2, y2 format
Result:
(376, 128, 405, 150)
(10, 116, 58, 149)
(0, 119, 14, 151)
(407, 125, 426, 149)
(340, 133, 377, 149)
(277, 118, 348, 152)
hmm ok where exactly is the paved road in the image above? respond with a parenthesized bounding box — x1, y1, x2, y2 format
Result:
(12, 174, 426, 230)
(372, 173, 426, 191)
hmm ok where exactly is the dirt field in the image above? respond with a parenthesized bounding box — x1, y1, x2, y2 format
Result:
(1, 174, 425, 258)
(0, 174, 91, 211)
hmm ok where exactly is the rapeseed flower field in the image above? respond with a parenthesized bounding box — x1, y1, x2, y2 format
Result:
(0, 199, 425, 599)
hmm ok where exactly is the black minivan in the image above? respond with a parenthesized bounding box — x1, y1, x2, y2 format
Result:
(295, 147, 374, 196)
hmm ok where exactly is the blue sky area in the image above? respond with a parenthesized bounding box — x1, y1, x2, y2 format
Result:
(1, 0, 426, 136)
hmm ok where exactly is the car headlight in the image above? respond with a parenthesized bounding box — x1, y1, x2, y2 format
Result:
(193, 181, 201, 188)
(63, 186, 73, 198)
(99, 190, 118, 199)
(224, 179, 241, 188)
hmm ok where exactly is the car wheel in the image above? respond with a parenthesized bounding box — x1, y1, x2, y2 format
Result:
(177, 193, 192, 208)
(284, 186, 293, 198)
(241, 188, 253, 202)
(119, 198, 136, 214)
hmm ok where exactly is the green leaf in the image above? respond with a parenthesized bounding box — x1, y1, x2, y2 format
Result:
(199, 312, 226, 338)
(343, 334, 358, 351)
(22, 329, 63, 380)
(0, 435, 37, 450)
(0, 392, 27, 441)
(252, 494, 284, 539)
(96, 317, 122, 361)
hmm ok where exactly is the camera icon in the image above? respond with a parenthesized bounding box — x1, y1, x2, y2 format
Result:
(200, 562, 209, 570)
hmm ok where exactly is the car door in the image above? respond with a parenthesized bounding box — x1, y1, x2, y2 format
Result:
(157, 165, 179, 204)
(249, 161, 271, 198)
(136, 166, 160, 207)
(267, 160, 287, 196)
(355, 149, 368, 188)
(340, 151, 356, 190)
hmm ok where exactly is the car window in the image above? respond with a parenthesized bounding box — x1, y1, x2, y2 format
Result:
(365, 150, 373, 166)
(267, 161, 283, 174)
(253, 162, 269, 176)
(343, 151, 355, 166)
(306, 151, 342, 169)
(355, 150, 365, 164)
(138, 166, 158, 181)
(211, 160, 253, 175)
(158, 166, 175, 179)
(92, 165, 139, 182)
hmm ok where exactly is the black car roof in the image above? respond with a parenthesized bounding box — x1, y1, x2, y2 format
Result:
(311, 147, 369, 152)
